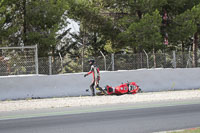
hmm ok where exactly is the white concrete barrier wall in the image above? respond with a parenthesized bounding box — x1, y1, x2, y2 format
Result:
(0, 68, 200, 100)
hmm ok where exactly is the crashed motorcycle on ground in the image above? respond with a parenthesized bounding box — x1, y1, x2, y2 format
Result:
(87, 82, 142, 96)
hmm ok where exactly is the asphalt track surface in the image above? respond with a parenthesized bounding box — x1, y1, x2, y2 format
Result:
(0, 100, 200, 133)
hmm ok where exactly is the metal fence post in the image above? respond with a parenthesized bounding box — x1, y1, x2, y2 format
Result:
(143, 50, 149, 69)
(58, 52, 63, 72)
(164, 52, 167, 68)
(82, 56, 84, 72)
(35, 44, 39, 74)
(49, 56, 52, 75)
(111, 53, 115, 71)
(100, 51, 106, 71)
(173, 51, 176, 68)
(186, 46, 192, 68)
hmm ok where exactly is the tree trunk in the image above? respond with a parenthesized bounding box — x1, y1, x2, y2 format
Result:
(181, 42, 185, 68)
(133, 47, 137, 69)
(140, 52, 143, 68)
(192, 32, 198, 67)
(137, 10, 142, 19)
(82, 29, 86, 72)
(23, 0, 27, 45)
(153, 48, 157, 68)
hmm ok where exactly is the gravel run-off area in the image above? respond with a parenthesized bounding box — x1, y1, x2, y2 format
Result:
(1, 90, 200, 112)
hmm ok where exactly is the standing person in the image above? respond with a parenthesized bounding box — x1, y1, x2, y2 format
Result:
(84, 59, 106, 96)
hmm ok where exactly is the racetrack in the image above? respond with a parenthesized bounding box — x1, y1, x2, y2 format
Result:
(0, 99, 200, 133)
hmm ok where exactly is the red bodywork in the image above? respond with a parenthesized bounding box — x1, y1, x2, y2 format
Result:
(105, 82, 140, 95)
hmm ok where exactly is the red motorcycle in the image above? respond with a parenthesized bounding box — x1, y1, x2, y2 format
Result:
(96, 82, 142, 95)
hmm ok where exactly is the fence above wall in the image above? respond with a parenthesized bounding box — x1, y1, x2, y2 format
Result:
(38, 51, 200, 75)
(0, 48, 200, 76)
(0, 45, 38, 76)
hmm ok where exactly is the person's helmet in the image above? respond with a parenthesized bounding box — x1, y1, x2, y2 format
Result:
(88, 59, 95, 65)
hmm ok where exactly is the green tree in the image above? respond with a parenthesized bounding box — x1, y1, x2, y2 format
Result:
(0, 0, 20, 46)
(166, 2, 200, 67)
(0, 0, 67, 57)
(66, 0, 166, 54)
(25, 0, 66, 56)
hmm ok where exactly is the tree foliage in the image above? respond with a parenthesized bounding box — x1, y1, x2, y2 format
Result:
(65, 0, 200, 55)
(0, 0, 200, 58)
(0, 0, 67, 56)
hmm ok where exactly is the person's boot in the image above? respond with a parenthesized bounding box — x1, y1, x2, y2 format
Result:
(90, 85, 95, 96)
